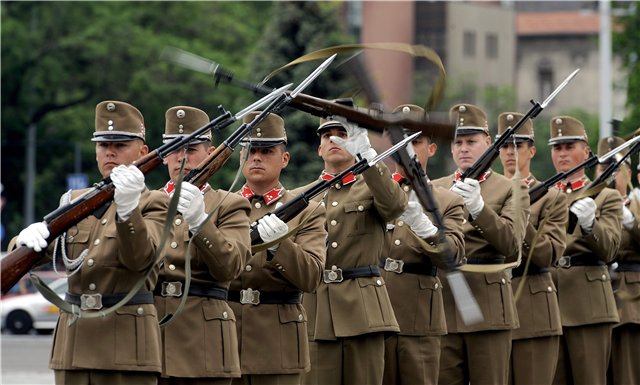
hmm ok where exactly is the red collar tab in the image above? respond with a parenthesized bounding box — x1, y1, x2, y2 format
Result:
(241, 185, 284, 205)
(454, 169, 491, 183)
(320, 171, 357, 186)
(522, 175, 535, 188)
(556, 176, 588, 192)
(392, 172, 409, 186)
(163, 181, 208, 195)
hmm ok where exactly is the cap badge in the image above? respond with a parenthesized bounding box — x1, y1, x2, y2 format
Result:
(458, 105, 466, 113)
(107, 102, 116, 112)
(177, 109, 185, 119)
(506, 114, 514, 122)
(402, 106, 411, 114)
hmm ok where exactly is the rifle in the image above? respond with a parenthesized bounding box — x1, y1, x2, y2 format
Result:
(0, 89, 288, 295)
(160, 47, 455, 142)
(250, 132, 420, 246)
(529, 153, 598, 205)
(183, 54, 336, 188)
(460, 69, 580, 180)
(567, 135, 640, 232)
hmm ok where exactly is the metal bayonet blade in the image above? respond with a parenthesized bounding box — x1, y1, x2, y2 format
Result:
(447, 271, 484, 325)
(234, 83, 293, 120)
(369, 132, 420, 167)
(290, 54, 337, 98)
(541, 68, 580, 108)
(161, 47, 219, 74)
(599, 134, 640, 164)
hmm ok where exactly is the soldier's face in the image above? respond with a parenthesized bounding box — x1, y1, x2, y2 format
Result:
(164, 143, 214, 182)
(451, 133, 491, 171)
(318, 127, 353, 170)
(241, 145, 289, 187)
(499, 141, 536, 176)
(551, 141, 590, 173)
(410, 135, 436, 171)
(96, 139, 148, 178)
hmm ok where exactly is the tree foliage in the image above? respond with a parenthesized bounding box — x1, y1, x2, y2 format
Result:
(613, 2, 640, 136)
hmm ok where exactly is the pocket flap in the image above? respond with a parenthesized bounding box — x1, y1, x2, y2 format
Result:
(202, 302, 236, 321)
(67, 230, 91, 243)
(418, 275, 439, 290)
(585, 267, 610, 282)
(278, 305, 306, 323)
(357, 276, 384, 288)
(115, 305, 152, 317)
(624, 271, 640, 284)
(344, 200, 373, 213)
(484, 271, 508, 285)
(528, 278, 555, 294)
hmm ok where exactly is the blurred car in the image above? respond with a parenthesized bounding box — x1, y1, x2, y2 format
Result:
(1, 276, 67, 334)
(2, 270, 60, 299)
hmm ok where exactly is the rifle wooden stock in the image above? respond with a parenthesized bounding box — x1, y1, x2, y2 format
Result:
(185, 145, 235, 188)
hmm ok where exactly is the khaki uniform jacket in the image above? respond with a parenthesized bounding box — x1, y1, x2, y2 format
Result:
(615, 197, 640, 325)
(382, 184, 465, 336)
(512, 177, 566, 340)
(303, 162, 407, 340)
(154, 187, 251, 378)
(229, 187, 327, 374)
(49, 188, 168, 373)
(432, 172, 529, 333)
(552, 183, 622, 326)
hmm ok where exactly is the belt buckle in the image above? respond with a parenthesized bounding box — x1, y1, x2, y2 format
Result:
(323, 266, 344, 283)
(383, 258, 404, 274)
(161, 281, 183, 297)
(557, 256, 571, 268)
(240, 288, 260, 305)
(80, 294, 103, 310)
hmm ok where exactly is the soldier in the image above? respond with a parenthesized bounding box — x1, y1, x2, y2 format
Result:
(16, 101, 168, 385)
(228, 111, 326, 385)
(300, 116, 407, 385)
(547, 117, 621, 385)
(154, 106, 251, 384)
(596, 136, 640, 385)
(431, 103, 529, 385)
(381, 104, 465, 385)
(496, 112, 566, 385)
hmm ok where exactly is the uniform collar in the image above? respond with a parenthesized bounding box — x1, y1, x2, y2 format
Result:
(556, 175, 589, 193)
(240, 184, 285, 205)
(163, 180, 208, 195)
(522, 174, 536, 188)
(320, 171, 357, 186)
(454, 169, 491, 183)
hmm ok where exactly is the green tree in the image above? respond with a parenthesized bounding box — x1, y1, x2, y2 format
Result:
(1, 1, 272, 247)
(614, 2, 640, 136)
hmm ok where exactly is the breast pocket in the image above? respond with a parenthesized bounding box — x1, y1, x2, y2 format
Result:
(64, 227, 91, 258)
(344, 200, 374, 237)
(202, 302, 238, 373)
(278, 304, 308, 370)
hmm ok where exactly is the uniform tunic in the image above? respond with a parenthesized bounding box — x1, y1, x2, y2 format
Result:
(382, 179, 465, 385)
(230, 186, 327, 375)
(510, 176, 566, 385)
(551, 181, 622, 385)
(48, 188, 168, 373)
(154, 185, 251, 379)
(302, 163, 406, 340)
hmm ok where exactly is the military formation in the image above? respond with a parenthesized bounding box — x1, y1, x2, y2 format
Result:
(9, 92, 640, 385)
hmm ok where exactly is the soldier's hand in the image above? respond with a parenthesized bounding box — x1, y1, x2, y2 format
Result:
(399, 192, 438, 238)
(570, 197, 596, 233)
(111, 165, 145, 221)
(257, 214, 289, 253)
(329, 116, 377, 162)
(451, 178, 484, 219)
(177, 182, 208, 232)
(622, 205, 635, 230)
(17, 222, 50, 252)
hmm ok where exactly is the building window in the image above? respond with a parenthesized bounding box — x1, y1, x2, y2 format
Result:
(538, 60, 553, 101)
(486, 33, 498, 59)
(463, 31, 476, 57)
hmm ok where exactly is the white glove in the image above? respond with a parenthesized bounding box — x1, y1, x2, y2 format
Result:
(177, 182, 208, 232)
(16, 222, 50, 252)
(329, 117, 377, 162)
(451, 178, 485, 219)
(257, 214, 289, 253)
(111, 164, 145, 221)
(622, 206, 635, 230)
(399, 192, 438, 238)
(570, 197, 597, 233)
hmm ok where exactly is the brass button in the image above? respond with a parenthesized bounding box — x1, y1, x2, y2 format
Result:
(330, 220, 337, 226)
(298, 314, 303, 321)
(255, 202, 262, 209)
(602, 274, 606, 280)
(137, 307, 144, 315)
(335, 184, 342, 190)
(434, 282, 439, 289)
(332, 201, 338, 207)
(547, 286, 553, 292)
(245, 265, 252, 272)
(222, 311, 228, 319)
(357, 205, 364, 211)
(93, 239, 100, 246)
(169, 264, 176, 271)
(170, 241, 178, 249)
(397, 221, 404, 227)
(394, 240, 401, 246)
(87, 259, 95, 267)
(403, 186, 410, 192)
(88, 283, 96, 291)
(175, 218, 182, 226)
(501, 278, 506, 284)
(101, 219, 107, 225)
(331, 242, 338, 248)
(376, 279, 383, 286)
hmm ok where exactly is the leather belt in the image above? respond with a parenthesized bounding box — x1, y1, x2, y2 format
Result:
(227, 289, 302, 305)
(465, 257, 505, 265)
(512, 263, 549, 277)
(380, 258, 437, 276)
(323, 265, 380, 283)
(556, 256, 605, 268)
(153, 281, 228, 301)
(616, 262, 640, 272)
(66, 291, 154, 311)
